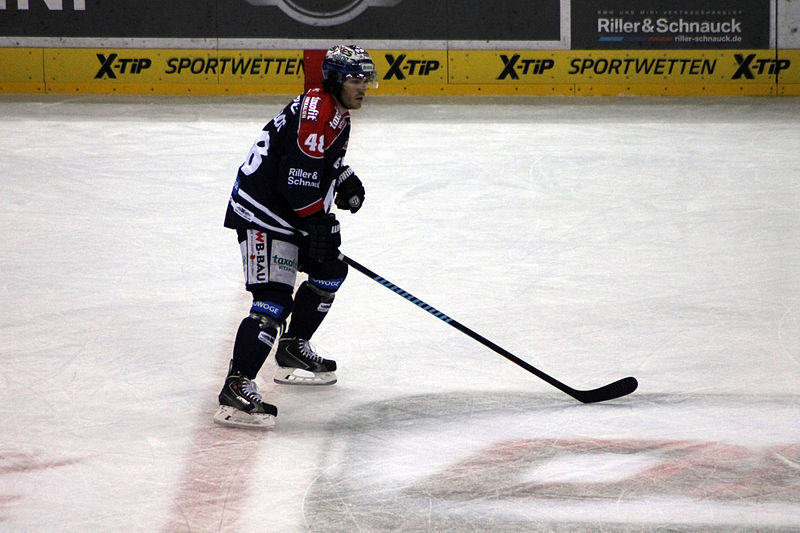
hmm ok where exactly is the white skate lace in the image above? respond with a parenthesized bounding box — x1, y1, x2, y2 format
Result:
(241, 378, 263, 402)
(298, 340, 324, 363)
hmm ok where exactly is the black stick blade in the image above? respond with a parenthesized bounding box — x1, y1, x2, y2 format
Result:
(573, 376, 639, 404)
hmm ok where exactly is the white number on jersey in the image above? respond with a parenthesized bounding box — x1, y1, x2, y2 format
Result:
(303, 133, 325, 154)
(240, 130, 270, 176)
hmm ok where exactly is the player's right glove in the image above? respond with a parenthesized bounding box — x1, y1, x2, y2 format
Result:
(303, 213, 341, 261)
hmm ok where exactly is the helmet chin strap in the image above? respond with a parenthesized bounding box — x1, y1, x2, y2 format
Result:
(333, 89, 354, 111)
(323, 76, 351, 110)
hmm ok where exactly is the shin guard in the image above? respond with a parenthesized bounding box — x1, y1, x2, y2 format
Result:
(231, 313, 281, 379)
(286, 281, 335, 340)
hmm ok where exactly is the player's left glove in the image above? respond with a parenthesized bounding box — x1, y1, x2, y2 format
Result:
(304, 213, 341, 262)
(335, 167, 365, 214)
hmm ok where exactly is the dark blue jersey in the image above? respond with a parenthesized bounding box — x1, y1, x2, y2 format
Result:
(225, 88, 353, 238)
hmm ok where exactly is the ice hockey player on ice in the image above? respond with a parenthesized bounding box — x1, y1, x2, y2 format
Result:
(213, 44, 378, 429)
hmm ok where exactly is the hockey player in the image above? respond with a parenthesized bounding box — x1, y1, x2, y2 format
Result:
(213, 45, 377, 429)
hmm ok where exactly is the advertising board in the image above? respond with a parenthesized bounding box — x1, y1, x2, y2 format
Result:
(571, 0, 771, 50)
(0, 0, 796, 95)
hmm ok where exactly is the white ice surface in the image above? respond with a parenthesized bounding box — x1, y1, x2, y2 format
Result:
(1, 94, 799, 532)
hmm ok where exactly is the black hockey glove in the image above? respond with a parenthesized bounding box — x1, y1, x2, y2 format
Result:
(304, 213, 341, 262)
(334, 168, 365, 214)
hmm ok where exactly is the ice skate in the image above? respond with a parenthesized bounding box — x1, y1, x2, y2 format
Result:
(214, 366, 277, 429)
(273, 337, 337, 386)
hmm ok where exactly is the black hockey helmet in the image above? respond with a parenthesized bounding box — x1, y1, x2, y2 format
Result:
(321, 45, 378, 98)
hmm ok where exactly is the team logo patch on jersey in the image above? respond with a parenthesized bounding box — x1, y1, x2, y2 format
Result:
(329, 111, 343, 130)
(288, 167, 320, 188)
(302, 96, 322, 122)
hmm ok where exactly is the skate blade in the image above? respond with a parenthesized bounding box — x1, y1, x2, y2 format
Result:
(273, 367, 337, 386)
(213, 405, 275, 429)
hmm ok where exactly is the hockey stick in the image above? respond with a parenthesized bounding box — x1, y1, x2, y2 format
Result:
(339, 253, 638, 404)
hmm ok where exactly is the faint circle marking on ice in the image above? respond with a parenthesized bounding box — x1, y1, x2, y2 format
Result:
(304, 392, 800, 532)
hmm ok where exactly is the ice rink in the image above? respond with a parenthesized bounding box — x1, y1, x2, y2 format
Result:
(1, 93, 799, 532)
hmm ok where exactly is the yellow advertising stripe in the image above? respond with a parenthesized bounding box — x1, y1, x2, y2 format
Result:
(447, 49, 789, 87)
(777, 50, 800, 87)
(40, 48, 305, 94)
(2, 47, 794, 96)
(0, 47, 45, 92)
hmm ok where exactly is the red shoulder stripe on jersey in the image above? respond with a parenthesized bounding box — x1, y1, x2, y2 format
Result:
(297, 89, 348, 159)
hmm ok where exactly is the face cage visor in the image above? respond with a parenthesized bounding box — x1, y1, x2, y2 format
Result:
(343, 70, 379, 89)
